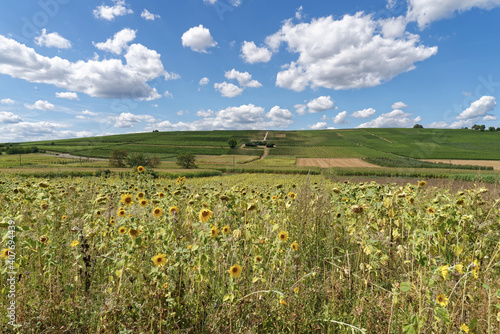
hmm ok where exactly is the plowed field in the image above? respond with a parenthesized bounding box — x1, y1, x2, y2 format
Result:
(296, 158, 382, 168)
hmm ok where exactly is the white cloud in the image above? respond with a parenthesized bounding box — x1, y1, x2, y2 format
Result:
(75, 115, 87, 120)
(295, 6, 304, 20)
(240, 41, 272, 64)
(352, 108, 376, 118)
(457, 96, 496, 119)
(203, 0, 217, 4)
(1, 98, 15, 105)
(141, 9, 160, 21)
(93, 0, 133, 21)
(391, 101, 408, 109)
(164, 91, 173, 98)
(93, 28, 136, 55)
(56, 92, 79, 100)
(483, 115, 497, 121)
(267, 106, 293, 122)
(25, 100, 55, 111)
(181, 25, 217, 53)
(307, 96, 334, 113)
(34, 29, 71, 49)
(214, 82, 243, 98)
(308, 122, 328, 130)
(407, 0, 500, 29)
(224, 69, 261, 88)
(294, 104, 307, 115)
(82, 110, 97, 116)
(0, 35, 176, 100)
(0, 121, 93, 142)
(428, 120, 473, 129)
(199, 77, 210, 85)
(196, 109, 214, 117)
(265, 13, 437, 91)
(110, 112, 157, 128)
(0, 111, 22, 123)
(357, 110, 421, 128)
(204, 0, 242, 6)
(380, 16, 407, 38)
(333, 111, 348, 124)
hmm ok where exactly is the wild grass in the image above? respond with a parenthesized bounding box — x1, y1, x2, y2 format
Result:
(1, 172, 498, 333)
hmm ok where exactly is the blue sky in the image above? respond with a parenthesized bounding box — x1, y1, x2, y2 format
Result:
(1, 0, 499, 142)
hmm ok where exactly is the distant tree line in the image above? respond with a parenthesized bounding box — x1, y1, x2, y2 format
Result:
(0, 145, 40, 155)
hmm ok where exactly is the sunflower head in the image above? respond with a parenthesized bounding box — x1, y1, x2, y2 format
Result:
(455, 263, 464, 274)
(211, 226, 219, 238)
(121, 194, 133, 206)
(1, 248, 12, 259)
(158, 192, 166, 198)
(279, 298, 287, 306)
(169, 206, 178, 215)
(426, 207, 435, 215)
(418, 180, 427, 188)
(153, 207, 163, 218)
(255, 255, 262, 263)
(152, 254, 167, 267)
(137, 166, 145, 173)
(117, 209, 126, 217)
(439, 265, 449, 280)
(70, 240, 79, 248)
(436, 293, 449, 307)
(137, 192, 145, 199)
(291, 241, 299, 251)
(199, 209, 213, 223)
(287, 192, 297, 200)
(40, 235, 48, 244)
(163, 282, 168, 289)
(118, 226, 127, 234)
(222, 225, 230, 234)
(278, 231, 289, 242)
(129, 228, 139, 238)
(139, 199, 148, 207)
(294, 287, 300, 294)
(229, 264, 242, 278)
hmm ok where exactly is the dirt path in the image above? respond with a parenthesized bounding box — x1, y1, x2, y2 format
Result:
(263, 131, 269, 141)
(296, 158, 382, 168)
(423, 159, 500, 170)
(362, 130, 392, 143)
(43, 151, 108, 161)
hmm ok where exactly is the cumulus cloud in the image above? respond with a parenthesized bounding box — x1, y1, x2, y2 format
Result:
(380, 16, 407, 38)
(352, 108, 376, 118)
(407, 0, 500, 29)
(267, 106, 293, 122)
(1, 98, 15, 105)
(181, 25, 217, 53)
(391, 101, 408, 109)
(483, 115, 497, 121)
(294, 104, 307, 115)
(141, 9, 160, 20)
(0, 111, 22, 123)
(110, 112, 157, 128)
(224, 69, 261, 88)
(93, 0, 133, 21)
(199, 77, 210, 85)
(357, 110, 422, 128)
(93, 28, 136, 55)
(240, 41, 272, 64)
(308, 122, 328, 130)
(56, 92, 79, 100)
(214, 82, 243, 98)
(25, 100, 55, 111)
(333, 111, 348, 124)
(428, 120, 473, 129)
(307, 96, 335, 113)
(295, 6, 304, 20)
(0, 121, 93, 142)
(457, 96, 496, 119)
(34, 29, 71, 49)
(0, 35, 176, 100)
(265, 13, 437, 91)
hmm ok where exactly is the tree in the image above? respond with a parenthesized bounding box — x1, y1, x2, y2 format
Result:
(109, 149, 128, 167)
(176, 153, 197, 169)
(126, 152, 161, 168)
(489, 126, 496, 132)
(413, 124, 424, 128)
(479, 124, 486, 132)
(228, 138, 238, 148)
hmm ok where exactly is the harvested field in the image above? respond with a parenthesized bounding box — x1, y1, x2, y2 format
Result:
(296, 158, 382, 168)
(424, 159, 500, 170)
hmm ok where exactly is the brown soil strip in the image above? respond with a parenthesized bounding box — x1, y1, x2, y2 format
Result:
(296, 158, 382, 168)
(423, 159, 500, 170)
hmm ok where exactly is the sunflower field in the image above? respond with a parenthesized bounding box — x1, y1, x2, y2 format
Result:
(1, 170, 499, 333)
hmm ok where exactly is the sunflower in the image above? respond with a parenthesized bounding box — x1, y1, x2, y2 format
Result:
(62, 215, 67, 220)
(439, 265, 449, 280)
(1, 248, 12, 259)
(229, 264, 242, 278)
(436, 293, 449, 307)
(291, 241, 299, 251)
(472, 259, 480, 279)
(199, 209, 213, 223)
(294, 287, 300, 294)
(137, 192, 145, 199)
(158, 192, 166, 198)
(169, 206, 178, 215)
(137, 166, 145, 172)
(278, 231, 289, 242)
(139, 199, 148, 207)
(153, 207, 163, 218)
(222, 225, 230, 234)
(96, 210, 101, 216)
(117, 209, 126, 217)
(40, 235, 48, 244)
(455, 263, 464, 275)
(279, 298, 287, 306)
(70, 240, 79, 248)
(129, 228, 139, 238)
(287, 192, 297, 199)
(426, 207, 435, 215)
(121, 194, 134, 206)
(460, 323, 469, 333)
(163, 282, 168, 289)
(118, 226, 127, 234)
(418, 180, 427, 188)
(456, 199, 465, 205)
(211, 226, 219, 238)
(255, 255, 262, 263)
(109, 219, 115, 226)
(152, 254, 167, 267)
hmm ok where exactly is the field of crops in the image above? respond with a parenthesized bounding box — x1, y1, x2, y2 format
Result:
(1, 171, 499, 333)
